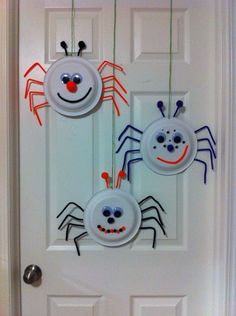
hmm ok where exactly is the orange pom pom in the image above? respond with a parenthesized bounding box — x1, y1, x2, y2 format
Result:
(119, 170, 126, 178)
(101, 171, 109, 179)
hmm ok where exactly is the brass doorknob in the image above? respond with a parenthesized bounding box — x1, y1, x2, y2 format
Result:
(23, 265, 42, 284)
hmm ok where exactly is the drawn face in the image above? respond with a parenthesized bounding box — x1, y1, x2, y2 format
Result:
(141, 118, 198, 175)
(83, 189, 141, 247)
(44, 56, 102, 117)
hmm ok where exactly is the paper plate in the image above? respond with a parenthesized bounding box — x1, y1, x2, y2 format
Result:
(83, 189, 141, 247)
(44, 56, 102, 117)
(140, 117, 198, 175)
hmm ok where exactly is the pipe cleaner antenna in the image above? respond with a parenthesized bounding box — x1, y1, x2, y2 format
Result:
(115, 170, 126, 189)
(101, 172, 110, 189)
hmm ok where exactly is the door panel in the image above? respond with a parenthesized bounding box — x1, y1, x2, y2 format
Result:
(20, 0, 216, 315)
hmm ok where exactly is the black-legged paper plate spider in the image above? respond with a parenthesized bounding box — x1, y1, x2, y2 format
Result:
(116, 100, 216, 184)
(57, 170, 167, 256)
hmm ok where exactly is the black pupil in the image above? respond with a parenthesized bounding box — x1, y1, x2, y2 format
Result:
(173, 135, 182, 143)
(157, 135, 165, 143)
(103, 209, 111, 217)
(62, 76, 70, 84)
(73, 75, 81, 84)
(114, 210, 122, 218)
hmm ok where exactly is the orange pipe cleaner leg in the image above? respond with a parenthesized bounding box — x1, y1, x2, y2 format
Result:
(29, 91, 45, 112)
(97, 60, 124, 73)
(102, 75, 127, 94)
(25, 79, 44, 98)
(33, 102, 49, 126)
(102, 96, 120, 116)
(103, 86, 128, 106)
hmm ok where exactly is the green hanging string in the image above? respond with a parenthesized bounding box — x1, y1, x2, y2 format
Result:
(111, 0, 117, 188)
(168, 0, 173, 118)
(71, 0, 76, 55)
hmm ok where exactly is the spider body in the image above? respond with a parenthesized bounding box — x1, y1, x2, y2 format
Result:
(24, 41, 128, 126)
(116, 100, 216, 184)
(57, 171, 167, 256)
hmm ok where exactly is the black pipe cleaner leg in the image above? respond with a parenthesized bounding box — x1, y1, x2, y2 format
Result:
(65, 224, 85, 241)
(142, 217, 167, 237)
(139, 196, 166, 214)
(57, 202, 84, 218)
(141, 206, 165, 227)
(74, 232, 88, 256)
(58, 214, 83, 230)
(140, 226, 157, 248)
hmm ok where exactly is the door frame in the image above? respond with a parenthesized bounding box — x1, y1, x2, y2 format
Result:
(0, 0, 235, 315)
(0, 0, 20, 315)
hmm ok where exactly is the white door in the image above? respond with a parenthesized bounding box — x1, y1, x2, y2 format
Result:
(20, 0, 217, 315)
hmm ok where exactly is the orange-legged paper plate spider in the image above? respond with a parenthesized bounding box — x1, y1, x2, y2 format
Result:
(24, 41, 128, 126)
(57, 170, 167, 256)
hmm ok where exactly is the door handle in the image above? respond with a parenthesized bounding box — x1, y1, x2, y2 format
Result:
(23, 264, 42, 284)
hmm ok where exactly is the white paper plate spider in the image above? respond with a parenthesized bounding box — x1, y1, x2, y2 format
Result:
(24, 41, 128, 126)
(116, 100, 216, 184)
(57, 170, 167, 256)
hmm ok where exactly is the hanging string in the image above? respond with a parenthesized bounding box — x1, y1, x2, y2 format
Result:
(168, 0, 173, 118)
(111, 0, 117, 188)
(71, 0, 76, 55)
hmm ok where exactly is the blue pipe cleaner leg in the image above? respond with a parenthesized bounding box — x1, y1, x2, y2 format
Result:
(116, 136, 141, 154)
(118, 124, 143, 141)
(197, 148, 214, 170)
(58, 214, 83, 230)
(197, 138, 217, 159)
(74, 231, 88, 256)
(195, 126, 216, 145)
(66, 223, 85, 241)
(122, 149, 140, 170)
(140, 226, 157, 248)
(127, 157, 143, 181)
(194, 158, 208, 184)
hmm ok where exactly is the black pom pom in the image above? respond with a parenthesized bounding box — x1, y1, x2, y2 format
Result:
(60, 41, 68, 49)
(78, 41, 86, 50)
(77, 41, 87, 56)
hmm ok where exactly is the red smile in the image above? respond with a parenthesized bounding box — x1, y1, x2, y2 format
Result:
(157, 145, 189, 165)
(97, 225, 126, 234)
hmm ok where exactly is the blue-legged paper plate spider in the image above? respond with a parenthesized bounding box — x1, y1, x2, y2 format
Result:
(116, 100, 216, 184)
(57, 170, 167, 256)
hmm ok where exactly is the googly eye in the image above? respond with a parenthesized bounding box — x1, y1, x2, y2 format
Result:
(102, 206, 112, 217)
(113, 207, 123, 218)
(173, 133, 183, 144)
(60, 73, 71, 84)
(156, 132, 166, 143)
(72, 73, 82, 84)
